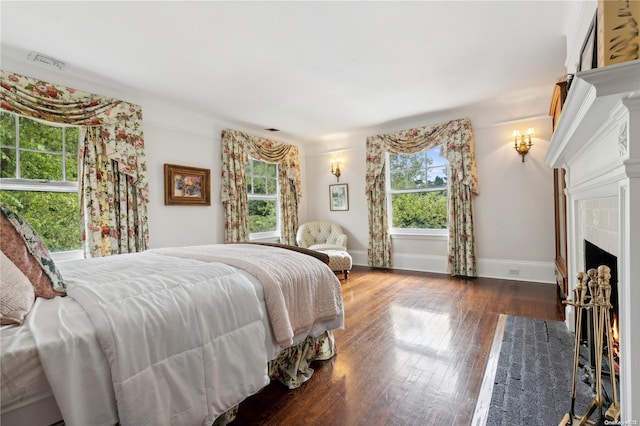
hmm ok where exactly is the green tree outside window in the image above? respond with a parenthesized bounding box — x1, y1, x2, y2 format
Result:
(389, 147, 448, 230)
(0, 111, 81, 252)
(246, 158, 278, 234)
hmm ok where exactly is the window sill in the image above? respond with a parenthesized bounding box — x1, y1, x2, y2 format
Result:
(390, 229, 448, 241)
(51, 250, 84, 262)
(249, 232, 281, 243)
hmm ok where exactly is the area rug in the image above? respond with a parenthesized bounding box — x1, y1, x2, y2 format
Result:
(473, 315, 597, 426)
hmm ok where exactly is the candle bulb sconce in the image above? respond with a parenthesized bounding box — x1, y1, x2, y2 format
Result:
(330, 158, 341, 182)
(513, 128, 534, 162)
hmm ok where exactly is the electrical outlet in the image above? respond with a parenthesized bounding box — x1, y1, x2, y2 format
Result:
(508, 268, 520, 276)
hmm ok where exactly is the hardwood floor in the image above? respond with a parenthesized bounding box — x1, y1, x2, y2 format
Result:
(234, 266, 564, 426)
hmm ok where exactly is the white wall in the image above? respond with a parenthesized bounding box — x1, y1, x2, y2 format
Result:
(144, 123, 224, 248)
(2, 56, 555, 282)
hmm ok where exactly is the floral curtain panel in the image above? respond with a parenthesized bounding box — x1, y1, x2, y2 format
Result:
(365, 118, 479, 277)
(0, 70, 149, 257)
(221, 129, 301, 245)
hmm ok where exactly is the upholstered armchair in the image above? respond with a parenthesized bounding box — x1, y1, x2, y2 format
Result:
(296, 221, 352, 279)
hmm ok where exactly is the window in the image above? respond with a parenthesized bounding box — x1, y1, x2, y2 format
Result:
(246, 158, 279, 236)
(0, 111, 81, 252)
(388, 146, 448, 233)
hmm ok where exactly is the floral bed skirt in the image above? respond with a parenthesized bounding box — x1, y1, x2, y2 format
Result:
(213, 330, 337, 425)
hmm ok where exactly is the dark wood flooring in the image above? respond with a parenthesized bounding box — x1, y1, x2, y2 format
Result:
(233, 265, 564, 426)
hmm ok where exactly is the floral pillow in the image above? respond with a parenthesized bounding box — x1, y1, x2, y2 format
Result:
(0, 206, 65, 293)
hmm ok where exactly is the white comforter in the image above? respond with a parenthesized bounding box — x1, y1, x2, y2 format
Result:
(31, 251, 270, 426)
(153, 244, 344, 346)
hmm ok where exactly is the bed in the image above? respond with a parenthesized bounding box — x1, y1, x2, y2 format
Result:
(1, 241, 344, 426)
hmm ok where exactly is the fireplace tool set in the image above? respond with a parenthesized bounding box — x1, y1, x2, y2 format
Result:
(559, 265, 620, 426)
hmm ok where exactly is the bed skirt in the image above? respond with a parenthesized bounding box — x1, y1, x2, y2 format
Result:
(213, 330, 336, 425)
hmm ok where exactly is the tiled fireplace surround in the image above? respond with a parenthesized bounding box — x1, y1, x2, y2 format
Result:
(546, 60, 640, 421)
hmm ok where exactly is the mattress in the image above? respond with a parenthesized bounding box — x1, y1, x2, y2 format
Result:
(1, 317, 53, 413)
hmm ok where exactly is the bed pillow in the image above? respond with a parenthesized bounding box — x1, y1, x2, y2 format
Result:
(1, 251, 36, 325)
(0, 208, 65, 298)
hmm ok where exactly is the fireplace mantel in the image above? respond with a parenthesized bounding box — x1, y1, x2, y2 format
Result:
(546, 60, 640, 168)
(545, 59, 640, 421)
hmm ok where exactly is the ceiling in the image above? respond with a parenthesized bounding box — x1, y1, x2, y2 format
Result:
(1, 1, 576, 143)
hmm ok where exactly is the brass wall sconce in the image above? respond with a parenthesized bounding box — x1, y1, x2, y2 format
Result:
(513, 128, 534, 162)
(330, 158, 341, 182)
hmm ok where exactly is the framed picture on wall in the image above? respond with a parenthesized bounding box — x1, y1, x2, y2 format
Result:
(329, 183, 349, 211)
(164, 164, 211, 205)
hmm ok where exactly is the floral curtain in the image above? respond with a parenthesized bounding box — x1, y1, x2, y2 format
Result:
(221, 129, 301, 245)
(0, 70, 149, 257)
(365, 118, 479, 277)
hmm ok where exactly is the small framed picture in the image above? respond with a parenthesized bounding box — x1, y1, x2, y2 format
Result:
(329, 183, 349, 211)
(164, 164, 211, 205)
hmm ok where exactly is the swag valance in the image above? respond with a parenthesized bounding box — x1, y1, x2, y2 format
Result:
(221, 129, 301, 245)
(365, 118, 479, 277)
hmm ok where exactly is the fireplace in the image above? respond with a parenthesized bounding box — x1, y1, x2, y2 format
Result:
(545, 60, 640, 420)
(580, 240, 619, 391)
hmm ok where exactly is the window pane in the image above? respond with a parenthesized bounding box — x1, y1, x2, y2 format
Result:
(427, 166, 447, 187)
(389, 154, 407, 190)
(66, 154, 78, 181)
(248, 199, 277, 233)
(391, 190, 448, 229)
(19, 116, 62, 152)
(21, 151, 63, 180)
(1, 148, 16, 178)
(253, 178, 267, 195)
(0, 112, 15, 147)
(427, 148, 447, 167)
(65, 126, 79, 154)
(253, 160, 266, 176)
(0, 190, 81, 251)
(267, 163, 277, 178)
(266, 178, 276, 195)
(390, 153, 432, 190)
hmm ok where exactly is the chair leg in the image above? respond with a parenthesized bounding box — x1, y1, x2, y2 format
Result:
(343, 270, 349, 279)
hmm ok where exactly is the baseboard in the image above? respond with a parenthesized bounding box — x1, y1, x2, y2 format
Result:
(350, 250, 555, 284)
(477, 258, 555, 284)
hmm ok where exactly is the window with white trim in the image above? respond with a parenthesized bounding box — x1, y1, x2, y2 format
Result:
(246, 158, 279, 237)
(0, 111, 81, 252)
(388, 146, 448, 233)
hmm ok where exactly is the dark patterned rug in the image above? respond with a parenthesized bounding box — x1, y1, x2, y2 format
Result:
(482, 315, 601, 426)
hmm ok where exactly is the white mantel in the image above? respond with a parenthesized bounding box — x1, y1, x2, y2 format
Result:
(546, 60, 640, 421)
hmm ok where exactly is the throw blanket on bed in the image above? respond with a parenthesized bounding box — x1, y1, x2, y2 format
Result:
(49, 252, 270, 426)
(152, 244, 344, 346)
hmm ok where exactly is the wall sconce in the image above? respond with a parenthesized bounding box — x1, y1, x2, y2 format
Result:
(330, 158, 341, 182)
(513, 128, 534, 162)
